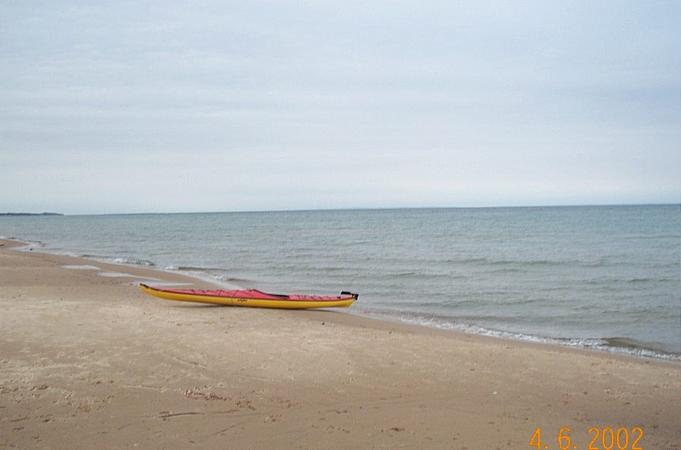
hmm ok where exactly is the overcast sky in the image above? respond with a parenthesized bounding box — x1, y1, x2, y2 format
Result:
(1, 0, 679, 214)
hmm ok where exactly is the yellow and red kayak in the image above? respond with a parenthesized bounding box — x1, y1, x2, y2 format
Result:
(139, 283, 358, 309)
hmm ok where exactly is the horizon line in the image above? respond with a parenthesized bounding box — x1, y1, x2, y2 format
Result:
(4, 202, 678, 217)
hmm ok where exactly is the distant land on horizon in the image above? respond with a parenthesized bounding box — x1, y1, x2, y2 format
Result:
(0, 212, 64, 216)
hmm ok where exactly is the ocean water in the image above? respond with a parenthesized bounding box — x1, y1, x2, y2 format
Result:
(2, 205, 679, 359)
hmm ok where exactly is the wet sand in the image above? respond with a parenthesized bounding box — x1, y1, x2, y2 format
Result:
(1, 239, 679, 449)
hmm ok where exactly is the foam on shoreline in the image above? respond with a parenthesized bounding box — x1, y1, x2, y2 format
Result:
(353, 308, 681, 361)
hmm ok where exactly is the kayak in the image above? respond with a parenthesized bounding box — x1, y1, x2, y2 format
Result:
(139, 283, 358, 309)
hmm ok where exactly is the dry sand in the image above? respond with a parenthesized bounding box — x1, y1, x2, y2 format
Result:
(1, 239, 679, 449)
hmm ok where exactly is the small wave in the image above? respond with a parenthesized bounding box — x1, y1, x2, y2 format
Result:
(446, 256, 608, 268)
(602, 337, 673, 354)
(486, 267, 524, 274)
(622, 234, 681, 240)
(585, 277, 678, 285)
(376, 271, 464, 280)
(177, 266, 227, 272)
(394, 271, 418, 277)
(112, 257, 156, 267)
(449, 257, 566, 266)
(215, 275, 252, 284)
(158, 265, 250, 287)
(627, 277, 676, 284)
(317, 267, 348, 273)
(386, 296, 542, 309)
(584, 276, 678, 285)
(579, 259, 610, 268)
(80, 253, 107, 259)
(444, 257, 488, 264)
(163, 265, 250, 283)
(489, 259, 575, 267)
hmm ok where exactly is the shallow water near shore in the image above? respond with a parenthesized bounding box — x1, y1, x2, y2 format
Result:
(2, 204, 679, 359)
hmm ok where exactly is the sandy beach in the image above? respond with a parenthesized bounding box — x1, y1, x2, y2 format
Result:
(0, 239, 679, 449)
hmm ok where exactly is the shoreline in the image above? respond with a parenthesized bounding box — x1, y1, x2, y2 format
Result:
(1, 239, 680, 448)
(2, 237, 681, 368)
(3, 237, 679, 363)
